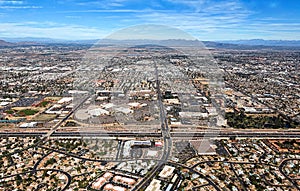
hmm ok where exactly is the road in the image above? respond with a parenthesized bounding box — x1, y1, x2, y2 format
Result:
(2, 130, 300, 139)
(132, 61, 172, 190)
(42, 94, 90, 140)
(0, 169, 71, 191)
(279, 159, 300, 191)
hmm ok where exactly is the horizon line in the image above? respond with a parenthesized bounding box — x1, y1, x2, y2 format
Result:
(1, 37, 300, 42)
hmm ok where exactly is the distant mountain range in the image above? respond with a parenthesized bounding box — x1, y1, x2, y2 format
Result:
(1, 38, 300, 49)
(219, 39, 300, 47)
(0, 40, 14, 46)
(1, 37, 98, 44)
(0, 39, 42, 46)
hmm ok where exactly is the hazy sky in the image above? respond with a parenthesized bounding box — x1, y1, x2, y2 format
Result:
(0, 0, 299, 40)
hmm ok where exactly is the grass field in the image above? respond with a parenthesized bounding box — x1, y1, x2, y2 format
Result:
(18, 109, 39, 116)
(31, 114, 57, 121)
(5, 107, 40, 117)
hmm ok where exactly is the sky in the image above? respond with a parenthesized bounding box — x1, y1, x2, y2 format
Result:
(0, 0, 299, 40)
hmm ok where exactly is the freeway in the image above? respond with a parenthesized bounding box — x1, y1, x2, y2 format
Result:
(1, 130, 300, 138)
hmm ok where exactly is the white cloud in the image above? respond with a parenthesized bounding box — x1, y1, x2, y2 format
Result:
(0, 22, 108, 40)
(0, 0, 299, 40)
(0, 5, 41, 9)
(135, 8, 249, 33)
(75, 0, 128, 9)
(60, 9, 147, 13)
(106, 24, 196, 40)
(65, 15, 82, 19)
(0, 0, 41, 9)
(167, 0, 207, 11)
(0, 0, 24, 5)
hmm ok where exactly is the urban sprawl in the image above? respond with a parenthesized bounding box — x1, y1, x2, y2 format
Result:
(0, 41, 299, 191)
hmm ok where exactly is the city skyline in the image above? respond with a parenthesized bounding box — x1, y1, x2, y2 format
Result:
(0, 0, 299, 40)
